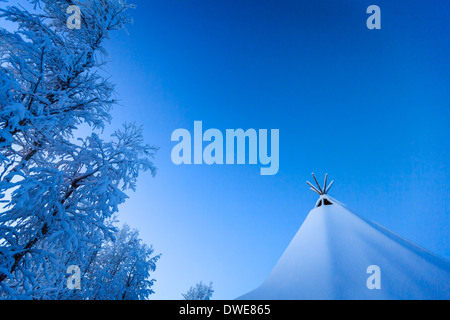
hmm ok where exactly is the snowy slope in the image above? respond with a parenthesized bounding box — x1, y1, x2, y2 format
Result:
(238, 196, 450, 300)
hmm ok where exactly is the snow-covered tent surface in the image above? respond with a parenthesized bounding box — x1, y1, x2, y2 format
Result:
(238, 195, 450, 300)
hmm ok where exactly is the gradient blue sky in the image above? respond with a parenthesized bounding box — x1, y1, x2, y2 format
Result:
(93, 0, 450, 299)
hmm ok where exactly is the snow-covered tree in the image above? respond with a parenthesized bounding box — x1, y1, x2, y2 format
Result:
(0, 0, 158, 298)
(182, 281, 214, 300)
(83, 225, 160, 300)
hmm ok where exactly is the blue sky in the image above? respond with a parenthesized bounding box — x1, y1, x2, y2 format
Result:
(96, 0, 450, 299)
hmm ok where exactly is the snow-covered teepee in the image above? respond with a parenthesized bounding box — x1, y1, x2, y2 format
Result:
(238, 174, 450, 300)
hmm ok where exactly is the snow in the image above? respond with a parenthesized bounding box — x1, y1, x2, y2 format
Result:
(238, 195, 450, 300)
(182, 281, 214, 300)
(0, 0, 157, 299)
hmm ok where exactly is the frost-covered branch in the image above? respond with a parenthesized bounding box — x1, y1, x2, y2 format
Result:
(0, 0, 158, 299)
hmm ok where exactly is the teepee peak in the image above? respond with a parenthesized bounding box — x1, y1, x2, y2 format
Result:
(315, 194, 334, 208)
(307, 173, 334, 196)
(237, 178, 450, 300)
